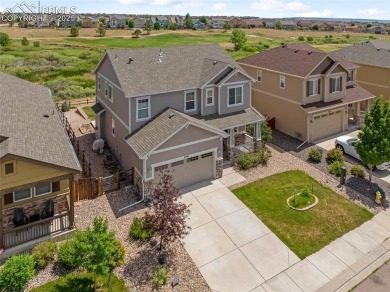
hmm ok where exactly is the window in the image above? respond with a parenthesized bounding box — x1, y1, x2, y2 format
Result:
(201, 152, 213, 158)
(185, 91, 196, 112)
(347, 70, 354, 82)
(98, 76, 101, 91)
(14, 188, 32, 202)
(35, 183, 52, 196)
(136, 97, 150, 121)
(104, 81, 107, 97)
(155, 164, 168, 172)
(280, 75, 285, 89)
(330, 77, 341, 93)
(206, 88, 214, 106)
(171, 160, 184, 167)
(187, 156, 199, 163)
(228, 86, 243, 106)
(108, 84, 113, 101)
(309, 80, 318, 96)
(257, 70, 262, 82)
(4, 162, 14, 175)
(112, 118, 115, 137)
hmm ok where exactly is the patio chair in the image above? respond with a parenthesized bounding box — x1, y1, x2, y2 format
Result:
(13, 208, 29, 227)
(41, 198, 55, 219)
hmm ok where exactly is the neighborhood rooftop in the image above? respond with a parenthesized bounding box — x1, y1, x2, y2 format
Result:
(95, 44, 241, 97)
(0, 72, 81, 172)
(331, 40, 390, 68)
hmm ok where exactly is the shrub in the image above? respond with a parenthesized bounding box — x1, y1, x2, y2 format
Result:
(0, 32, 11, 47)
(328, 161, 346, 177)
(345, 34, 350, 39)
(236, 153, 254, 170)
(21, 37, 29, 46)
(297, 36, 305, 41)
(32, 241, 57, 269)
(351, 164, 365, 178)
(236, 150, 270, 170)
(369, 35, 376, 39)
(57, 239, 81, 270)
(154, 265, 169, 287)
(70, 26, 80, 37)
(242, 44, 259, 53)
(326, 148, 345, 164)
(61, 101, 70, 112)
(0, 253, 35, 291)
(308, 148, 322, 163)
(301, 187, 311, 197)
(33, 41, 40, 47)
(306, 36, 313, 42)
(130, 217, 154, 241)
(263, 43, 270, 49)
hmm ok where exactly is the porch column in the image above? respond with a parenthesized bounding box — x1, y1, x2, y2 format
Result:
(0, 196, 3, 249)
(225, 128, 235, 161)
(69, 176, 75, 229)
(229, 128, 235, 147)
(367, 99, 372, 111)
(253, 122, 262, 151)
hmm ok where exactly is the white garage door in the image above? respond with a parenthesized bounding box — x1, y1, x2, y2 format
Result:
(313, 109, 343, 141)
(154, 152, 214, 189)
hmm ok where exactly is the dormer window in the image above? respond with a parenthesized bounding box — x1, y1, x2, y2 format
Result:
(228, 86, 243, 107)
(206, 88, 214, 106)
(257, 70, 262, 82)
(330, 77, 342, 93)
(280, 75, 285, 89)
(347, 70, 354, 82)
(307, 79, 321, 96)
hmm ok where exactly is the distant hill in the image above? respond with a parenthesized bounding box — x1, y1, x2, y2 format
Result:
(293, 17, 390, 24)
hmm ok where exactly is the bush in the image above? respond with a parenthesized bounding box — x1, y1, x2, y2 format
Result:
(263, 43, 270, 49)
(236, 153, 254, 170)
(326, 148, 345, 164)
(236, 149, 270, 170)
(70, 26, 80, 37)
(0, 32, 11, 46)
(306, 36, 313, 42)
(351, 164, 365, 178)
(130, 217, 154, 241)
(298, 36, 305, 41)
(61, 101, 70, 112)
(301, 187, 311, 197)
(154, 265, 169, 287)
(308, 148, 322, 163)
(21, 37, 29, 46)
(345, 34, 350, 39)
(57, 239, 81, 270)
(32, 241, 57, 270)
(33, 41, 40, 47)
(328, 161, 346, 177)
(0, 253, 35, 291)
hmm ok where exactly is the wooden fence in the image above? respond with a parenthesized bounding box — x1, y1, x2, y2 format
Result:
(56, 98, 94, 108)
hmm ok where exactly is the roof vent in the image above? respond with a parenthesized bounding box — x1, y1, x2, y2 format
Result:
(282, 44, 286, 48)
(377, 48, 380, 51)
(294, 49, 298, 53)
(168, 112, 175, 119)
(213, 61, 218, 65)
(114, 55, 118, 60)
(308, 51, 312, 55)
(127, 57, 133, 64)
(43, 114, 50, 118)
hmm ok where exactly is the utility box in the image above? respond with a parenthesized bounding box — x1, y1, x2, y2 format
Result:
(340, 166, 347, 185)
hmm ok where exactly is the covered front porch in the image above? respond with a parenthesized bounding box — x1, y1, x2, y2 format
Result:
(347, 98, 372, 130)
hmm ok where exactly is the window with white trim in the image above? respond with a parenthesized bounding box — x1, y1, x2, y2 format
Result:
(257, 70, 262, 82)
(137, 98, 150, 121)
(112, 118, 115, 137)
(14, 188, 32, 202)
(185, 91, 196, 112)
(347, 70, 354, 82)
(35, 183, 52, 196)
(228, 86, 243, 106)
(206, 88, 214, 106)
(104, 81, 107, 97)
(330, 77, 341, 93)
(3, 161, 15, 175)
(309, 80, 317, 96)
(280, 75, 285, 89)
(108, 84, 113, 101)
(98, 76, 101, 91)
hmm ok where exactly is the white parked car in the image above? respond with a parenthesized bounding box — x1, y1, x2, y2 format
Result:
(335, 135, 390, 171)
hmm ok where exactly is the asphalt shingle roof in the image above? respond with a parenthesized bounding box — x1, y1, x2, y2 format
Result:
(125, 108, 226, 158)
(332, 40, 390, 68)
(97, 45, 241, 97)
(0, 72, 81, 172)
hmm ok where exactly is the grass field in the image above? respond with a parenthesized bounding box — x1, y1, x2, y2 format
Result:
(233, 170, 373, 259)
(1, 27, 389, 100)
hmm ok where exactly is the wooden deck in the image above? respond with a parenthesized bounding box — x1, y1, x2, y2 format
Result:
(3, 212, 70, 248)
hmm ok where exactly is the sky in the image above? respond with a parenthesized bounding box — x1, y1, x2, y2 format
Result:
(1, 0, 390, 20)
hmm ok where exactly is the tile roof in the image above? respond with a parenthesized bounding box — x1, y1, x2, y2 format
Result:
(301, 84, 375, 113)
(331, 40, 390, 68)
(195, 108, 265, 130)
(238, 44, 357, 77)
(96, 45, 241, 97)
(0, 72, 81, 172)
(125, 108, 227, 158)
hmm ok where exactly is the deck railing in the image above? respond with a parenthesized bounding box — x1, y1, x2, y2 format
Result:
(3, 212, 71, 248)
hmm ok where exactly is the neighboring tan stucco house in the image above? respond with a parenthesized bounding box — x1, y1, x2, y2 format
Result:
(239, 43, 375, 142)
(0, 73, 81, 256)
(92, 44, 265, 195)
(332, 40, 390, 100)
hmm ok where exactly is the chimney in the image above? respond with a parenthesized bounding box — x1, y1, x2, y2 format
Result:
(127, 57, 133, 64)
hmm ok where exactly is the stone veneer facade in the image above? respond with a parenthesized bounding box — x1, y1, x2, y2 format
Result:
(2, 194, 69, 229)
(216, 158, 223, 178)
(235, 133, 246, 146)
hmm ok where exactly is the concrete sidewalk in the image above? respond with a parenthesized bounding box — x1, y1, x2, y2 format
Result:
(181, 170, 390, 292)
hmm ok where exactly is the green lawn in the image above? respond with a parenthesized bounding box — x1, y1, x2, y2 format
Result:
(82, 106, 96, 121)
(233, 170, 373, 259)
(30, 271, 127, 292)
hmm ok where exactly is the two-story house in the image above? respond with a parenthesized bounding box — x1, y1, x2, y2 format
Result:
(0, 73, 81, 257)
(238, 43, 375, 142)
(92, 45, 265, 195)
(108, 15, 128, 29)
(81, 16, 100, 28)
(332, 40, 390, 100)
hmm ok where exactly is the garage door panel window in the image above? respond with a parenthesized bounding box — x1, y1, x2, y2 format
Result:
(228, 86, 243, 107)
(201, 152, 213, 158)
(155, 164, 168, 172)
(187, 156, 199, 162)
(171, 160, 184, 167)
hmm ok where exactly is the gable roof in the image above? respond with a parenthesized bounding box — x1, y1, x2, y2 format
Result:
(0, 72, 81, 172)
(125, 108, 228, 158)
(238, 44, 357, 77)
(94, 45, 245, 97)
(331, 40, 390, 68)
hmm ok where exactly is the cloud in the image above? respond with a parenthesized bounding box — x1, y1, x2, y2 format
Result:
(213, 2, 227, 11)
(174, 0, 205, 10)
(250, 0, 332, 17)
(356, 8, 390, 19)
(117, 0, 145, 4)
(151, 0, 179, 5)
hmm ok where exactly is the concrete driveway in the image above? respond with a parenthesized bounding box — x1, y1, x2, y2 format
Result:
(180, 173, 300, 292)
(315, 130, 390, 184)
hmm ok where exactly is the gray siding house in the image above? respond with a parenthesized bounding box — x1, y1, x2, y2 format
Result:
(92, 45, 265, 195)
